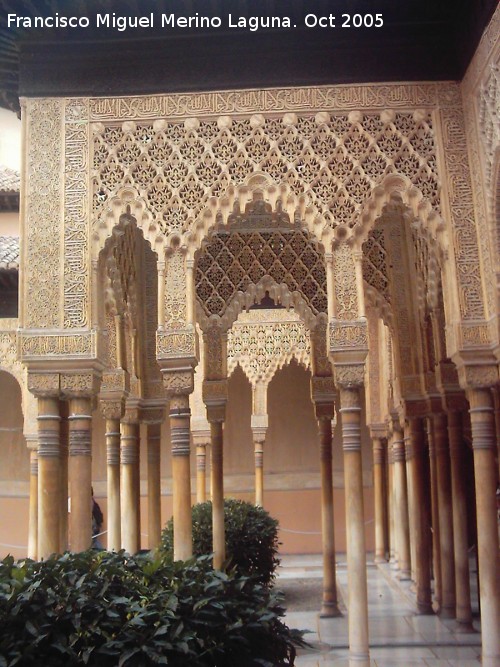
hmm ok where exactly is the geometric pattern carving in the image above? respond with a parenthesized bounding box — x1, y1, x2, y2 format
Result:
(362, 228, 390, 305)
(196, 215, 327, 318)
(93, 110, 439, 236)
(227, 309, 310, 385)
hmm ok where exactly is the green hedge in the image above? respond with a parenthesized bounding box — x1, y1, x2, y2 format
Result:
(0, 550, 303, 666)
(159, 499, 280, 585)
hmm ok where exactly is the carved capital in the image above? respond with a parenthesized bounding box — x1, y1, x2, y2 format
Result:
(122, 406, 141, 425)
(61, 372, 99, 398)
(162, 369, 195, 396)
(457, 363, 499, 390)
(100, 399, 124, 421)
(203, 380, 228, 423)
(28, 372, 60, 397)
(333, 363, 365, 389)
(101, 369, 129, 393)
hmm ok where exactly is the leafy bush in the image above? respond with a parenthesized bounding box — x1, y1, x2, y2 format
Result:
(160, 498, 280, 585)
(0, 550, 304, 667)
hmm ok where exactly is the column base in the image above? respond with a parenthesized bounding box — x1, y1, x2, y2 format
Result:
(416, 602, 434, 615)
(398, 569, 411, 581)
(348, 651, 370, 666)
(374, 554, 386, 564)
(319, 602, 342, 618)
(438, 605, 456, 619)
(454, 620, 476, 634)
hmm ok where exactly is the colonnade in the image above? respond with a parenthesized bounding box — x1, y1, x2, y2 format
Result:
(369, 389, 500, 666)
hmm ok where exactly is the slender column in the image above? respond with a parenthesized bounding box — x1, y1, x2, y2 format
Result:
(121, 419, 140, 554)
(37, 397, 61, 559)
(372, 437, 386, 563)
(427, 417, 442, 609)
(68, 397, 93, 553)
(408, 417, 433, 613)
(387, 445, 396, 565)
(170, 395, 192, 561)
(147, 422, 162, 550)
(28, 447, 38, 559)
(106, 418, 121, 551)
(254, 438, 265, 507)
(196, 443, 207, 503)
(59, 402, 69, 552)
(393, 424, 411, 579)
(319, 415, 341, 617)
(447, 408, 473, 631)
(468, 388, 500, 667)
(339, 386, 370, 667)
(405, 428, 416, 582)
(210, 419, 225, 569)
(433, 412, 456, 618)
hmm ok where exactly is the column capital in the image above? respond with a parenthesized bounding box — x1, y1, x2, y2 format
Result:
(28, 372, 60, 398)
(60, 371, 100, 399)
(203, 379, 228, 423)
(251, 413, 268, 443)
(162, 365, 195, 397)
(141, 399, 168, 425)
(100, 398, 125, 421)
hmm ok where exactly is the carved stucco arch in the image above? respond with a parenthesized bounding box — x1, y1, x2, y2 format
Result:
(92, 186, 167, 261)
(185, 174, 332, 259)
(354, 174, 445, 250)
(197, 275, 319, 333)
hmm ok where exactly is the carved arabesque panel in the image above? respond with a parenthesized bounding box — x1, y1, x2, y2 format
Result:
(227, 309, 310, 385)
(25, 99, 62, 328)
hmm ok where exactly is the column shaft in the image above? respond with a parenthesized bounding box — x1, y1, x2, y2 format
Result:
(59, 403, 69, 552)
(37, 397, 61, 559)
(28, 450, 38, 560)
(448, 409, 473, 630)
(468, 389, 500, 667)
(408, 417, 433, 614)
(387, 450, 396, 564)
(211, 420, 225, 569)
(147, 423, 162, 550)
(68, 397, 93, 553)
(106, 418, 121, 551)
(373, 438, 386, 563)
(340, 387, 370, 667)
(319, 417, 340, 617)
(433, 412, 456, 618)
(427, 418, 442, 608)
(393, 428, 411, 579)
(254, 440, 264, 507)
(196, 444, 207, 504)
(121, 421, 140, 554)
(170, 397, 192, 560)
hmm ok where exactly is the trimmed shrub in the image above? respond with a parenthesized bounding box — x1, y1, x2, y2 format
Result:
(160, 498, 280, 585)
(0, 550, 304, 667)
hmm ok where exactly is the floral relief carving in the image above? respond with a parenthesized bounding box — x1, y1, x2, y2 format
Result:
(25, 99, 63, 328)
(227, 309, 310, 386)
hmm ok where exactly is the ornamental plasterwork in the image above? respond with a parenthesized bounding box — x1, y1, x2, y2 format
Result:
(22, 81, 488, 362)
(64, 99, 90, 329)
(195, 223, 328, 319)
(24, 98, 62, 329)
(460, 5, 499, 322)
(92, 108, 440, 241)
(227, 309, 310, 386)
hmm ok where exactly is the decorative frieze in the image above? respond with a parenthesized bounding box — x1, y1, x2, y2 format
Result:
(20, 332, 96, 359)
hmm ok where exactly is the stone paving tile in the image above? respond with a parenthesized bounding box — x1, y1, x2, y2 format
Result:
(429, 647, 480, 659)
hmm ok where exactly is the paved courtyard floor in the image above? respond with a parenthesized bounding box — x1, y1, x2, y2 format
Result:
(278, 554, 482, 667)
